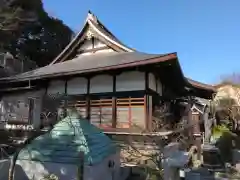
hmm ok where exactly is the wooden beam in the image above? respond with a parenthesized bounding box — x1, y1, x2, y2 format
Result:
(77, 46, 109, 54)
(0, 86, 37, 92)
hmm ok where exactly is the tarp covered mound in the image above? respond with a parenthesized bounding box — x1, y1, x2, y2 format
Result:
(17, 114, 117, 165)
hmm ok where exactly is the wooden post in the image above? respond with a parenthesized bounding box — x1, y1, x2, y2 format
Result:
(112, 75, 117, 128)
(187, 96, 194, 143)
(86, 77, 90, 120)
(203, 105, 211, 144)
(62, 79, 68, 118)
(145, 72, 149, 131)
(86, 95, 90, 120)
(144, 95, 149, 131)
(148, 95, 153, 131)
(129, 98, 132, 128)
(112, 97, 117, 128)
(192, 106, 202, 160)
(78, 151, 84, 180)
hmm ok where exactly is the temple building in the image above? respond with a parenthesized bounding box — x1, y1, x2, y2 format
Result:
(0, 11, 215, 150)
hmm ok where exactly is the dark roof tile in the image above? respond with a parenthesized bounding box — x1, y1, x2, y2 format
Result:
(1, 52, 175, 82)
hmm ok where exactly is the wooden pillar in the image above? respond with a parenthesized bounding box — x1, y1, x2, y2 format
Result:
(203, 105, 211, 144)
(187, 96, 194, 143)
(78, 151, 84, 180)
(144, 95, 149, 131)
(86, 77, 90, 120)
(148, 95, 153, 131)
(63, 79, 68, 118)
(86, 96, 90, 120)
(145, 72, 149, 131)
(192, 111, 202, 160)
(192, 112, 201, 135)
(112, 75, 117, 128)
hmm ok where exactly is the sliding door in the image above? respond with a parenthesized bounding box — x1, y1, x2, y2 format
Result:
(116, 97, 145, 129)
(90, 98, 113, 128)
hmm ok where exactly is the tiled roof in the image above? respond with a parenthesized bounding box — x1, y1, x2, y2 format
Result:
(17, 114, 117, 165)
(1, 52, 175, 82)
(186, 78, 216, 92)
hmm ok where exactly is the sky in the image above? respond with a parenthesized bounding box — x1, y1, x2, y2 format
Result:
(43, 0, 240, 84)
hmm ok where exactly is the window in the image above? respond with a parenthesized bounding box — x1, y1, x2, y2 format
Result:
(65, 96, 87, 118)
(5, 98, 35, 124)
(88, 93, 146, 130)
(116, 97, 145, 129)
(90, 98, 113, 128)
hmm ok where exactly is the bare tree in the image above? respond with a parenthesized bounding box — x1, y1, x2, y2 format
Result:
(215, 73, 240, 131)
(219, 72, 240, 86)
(116, 99, 203, 179)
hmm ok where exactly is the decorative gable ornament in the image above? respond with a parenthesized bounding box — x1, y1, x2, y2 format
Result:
(191, 104, 204, 114)
(86, 29, 94, 40)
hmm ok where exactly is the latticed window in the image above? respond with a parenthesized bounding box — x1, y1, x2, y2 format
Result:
(90, 97, 113, 128)
(64, 96, 87, 118)
(88, 93, 145, 130)
(116, 97, 145, 129)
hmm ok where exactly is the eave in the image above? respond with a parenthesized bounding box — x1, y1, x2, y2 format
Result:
(185, 78, 216, 99)
(0, 53, 178, 83)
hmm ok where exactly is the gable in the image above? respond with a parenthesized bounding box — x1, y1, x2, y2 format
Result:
(50, 11, 133, 65)
(76, 36, 115, 57)
(191, 104, 204, 114)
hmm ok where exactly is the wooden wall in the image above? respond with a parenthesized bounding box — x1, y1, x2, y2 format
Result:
(116, 71, 145, 91)
(77, 38, 115, 56)
(44, 70, 163, 131)
(0, 70, 164, 132)
(47, 71, 162, 96)
(67, 77, 87, 95)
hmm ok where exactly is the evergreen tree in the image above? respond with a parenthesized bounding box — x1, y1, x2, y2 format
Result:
(0, 0, 73, 66)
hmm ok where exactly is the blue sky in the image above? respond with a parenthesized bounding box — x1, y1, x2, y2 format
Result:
(43, 0, 240, 84)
